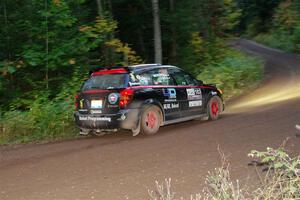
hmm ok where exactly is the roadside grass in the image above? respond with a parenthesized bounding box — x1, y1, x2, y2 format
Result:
(197, 49, 263, 100)
(149, 144, 300, 200)
(254, 33, 296, 53)
(0, 99, 78, 145)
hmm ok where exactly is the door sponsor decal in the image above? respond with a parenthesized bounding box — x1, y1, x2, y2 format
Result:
(79, 116, 111, 122)
(163, 88, 177, 102)
(186, 88, 202, 100)
(163, 88, 176, 98)
(189, 100, 202, 107)
(163, 103, 179, 110)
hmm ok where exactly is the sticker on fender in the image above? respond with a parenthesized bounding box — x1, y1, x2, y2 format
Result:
(79, 116, 111, 122)
(189, 100, 202, 107)
(164, 103, 179, 110)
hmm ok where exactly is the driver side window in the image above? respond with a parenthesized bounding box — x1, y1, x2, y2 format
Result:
(169, 69, 198, 86)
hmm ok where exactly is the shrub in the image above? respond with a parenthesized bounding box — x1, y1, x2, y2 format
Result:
(0, 98, 78, 144)
(254, 33, 295, 53)
(249, 146, 300, 199)
(148, 178, 175, 200)
(197, 50, 263, 100)
(0, 110, 35, 144)
(149, 144, 300, 200)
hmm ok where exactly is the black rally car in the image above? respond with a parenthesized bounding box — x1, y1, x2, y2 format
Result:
(74, 64, 224, 136)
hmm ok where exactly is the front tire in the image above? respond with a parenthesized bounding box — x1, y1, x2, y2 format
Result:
(207, 96, 222, 120)
(140, 105, 161, 135)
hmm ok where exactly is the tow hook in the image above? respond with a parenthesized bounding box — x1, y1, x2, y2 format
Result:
(80, 129, 90, 135)
(117, 114, 126, 121)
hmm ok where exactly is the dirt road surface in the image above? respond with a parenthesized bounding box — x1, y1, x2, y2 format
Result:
(1, 40, 300, 200)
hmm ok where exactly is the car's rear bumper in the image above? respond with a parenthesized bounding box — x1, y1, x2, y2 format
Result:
(74, 109, 140, 131)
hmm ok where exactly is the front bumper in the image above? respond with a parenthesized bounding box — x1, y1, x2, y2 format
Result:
(74, 109, 140, 131)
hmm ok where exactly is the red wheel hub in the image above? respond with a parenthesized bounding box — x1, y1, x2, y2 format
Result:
(146, 111, 157, 129)
(211, 101, 219, 116)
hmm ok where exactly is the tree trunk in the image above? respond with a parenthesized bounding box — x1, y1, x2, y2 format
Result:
(96, 0, 103, 17)
(169, 0, 177, 64)
(152, 0, 162, 64)
(3, 0, 14, 89)
(138, 28, 146, 59)
(3, 0, 11, 60)
(107, 0, 113, 15)
(45, 0, 49, 89)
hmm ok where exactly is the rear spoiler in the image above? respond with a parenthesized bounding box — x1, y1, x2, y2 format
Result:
(89, 65, 129, 76)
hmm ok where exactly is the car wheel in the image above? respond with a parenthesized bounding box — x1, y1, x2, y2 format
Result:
(140, 105, 161, 135)
(207, 96, 222, 120)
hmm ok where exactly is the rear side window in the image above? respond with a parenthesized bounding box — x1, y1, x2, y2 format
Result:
(82, 74, 128, 91)
(136, 68, 174, 86)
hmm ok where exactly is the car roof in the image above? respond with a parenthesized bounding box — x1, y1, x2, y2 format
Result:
(90, 64, 181, 76)
(128, 64, 180, 73)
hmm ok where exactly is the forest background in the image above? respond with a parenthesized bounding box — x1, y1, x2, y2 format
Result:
(0, 0, 299, 144)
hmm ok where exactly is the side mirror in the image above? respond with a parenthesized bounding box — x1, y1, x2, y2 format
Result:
(197, 80, 203, 85)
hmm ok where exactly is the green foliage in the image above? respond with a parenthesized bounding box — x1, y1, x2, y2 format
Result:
(105, 39, 143, 65)
(273, 0, 298, 32)
(79, 17, 117, 50)
(197, 49, 263, 99)
(249, 146, 300, 199)
(0, 98, 78, 144)
(202, 0, 241, 37)
(203, 167, 244, 200)
(237, 0, 283, 35)
(248, 0, 300, 53)
(0, 0, 145, 144)
(254, 32, 295, 52)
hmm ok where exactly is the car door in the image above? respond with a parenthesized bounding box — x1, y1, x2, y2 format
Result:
(183, 73, 204, 116)
(136, 68, 181, 121)
(168, 68, 203, 117)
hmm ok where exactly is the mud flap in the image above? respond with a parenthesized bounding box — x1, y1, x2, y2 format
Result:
(132, 118, 141, 136)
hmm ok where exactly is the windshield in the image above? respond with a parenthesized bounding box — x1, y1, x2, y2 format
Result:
(82, 74, 128, 91)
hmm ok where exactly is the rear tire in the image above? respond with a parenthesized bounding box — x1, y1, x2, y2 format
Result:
(207, 96, 222, 120)
(140, 105, 161, 135)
